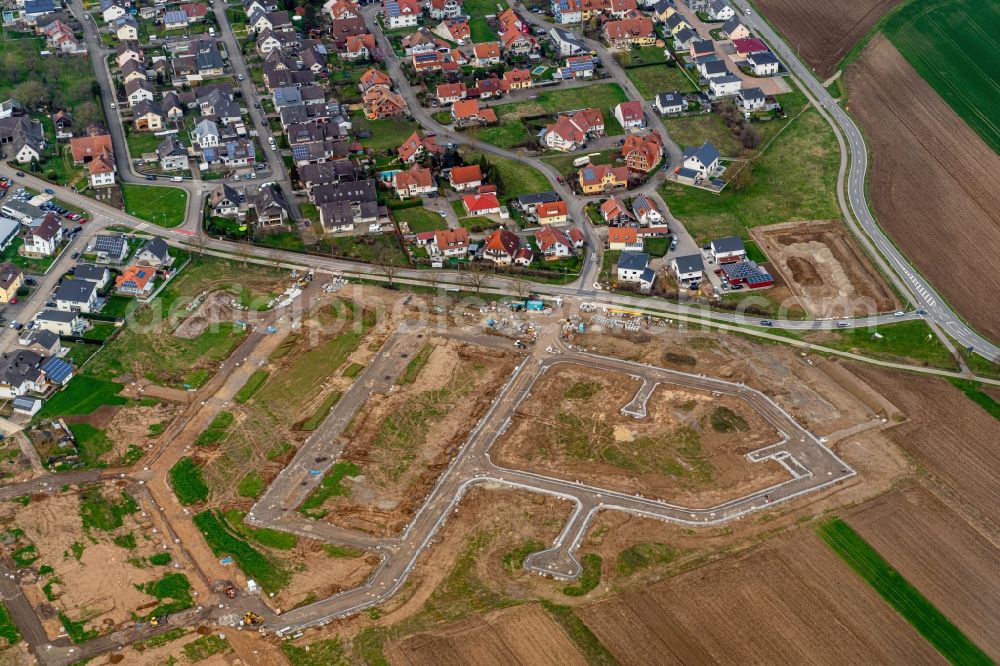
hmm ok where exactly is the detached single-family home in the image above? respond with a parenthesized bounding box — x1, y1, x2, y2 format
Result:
(603, 17, 655, 48)
(548, 27, 590, 56)
(747, 50, 780, 76)
(557, 54, 596, 79)
(344, 33, 376, 60)
(0, 263, 23, 304)
(481, 228, 521, 265)
(733, 38, 769, 58)
(631, 194, 664, 225)
(608, 226, 643, 251)
(210, 183, 242, 217)
(71, 264, 110, 290)
(711, 235, 746, 262)
(393, 164, 436, 199)
(672, 27, 698, 50)
(689, 38, 715, 59)
(157, 138, 189, 171)
(92, 234, 130, 263)
(428, 0, 462, 19)
(614, 100, 645, 130)
(429, 228, 469, 258)
(502, 69, 533, 90)
(116, 41, 144, 67)
(0, 351, 45, 400)
(600, 196, 634, 225)
(617, 251, 655, 290)
(449, 165, 483, 191)
(125, 79, 155, 107)
(34, 309, 85, 336)
(55, 279, 99, 314)
(707, 0, 734, 21)
(253, 185, 291, 228)
(534, 226, 575, 261)
(663, 12, 690, 36)
(23, 215, 63, 257)
(326, 0, 360, 20)
(722, 16, 750, 40)
(435, 82, 467, 105)
(462, 193, 502, 217)
(709, 74, 741, 97)
(434, 19, 470, 42)
(682, 141, 720, 177)
(672, 253, 704, 282)
(654, 91, 687, 115)
(397, 131, 444, 163)
(698, 59, 729, 80)
(113, 16, 140, 41)
(537, 200, 568, 225)
(738, 86, 766, 111)
(135, 237, 173, 267)
(622, 132, 663, 172)
(551, 0, 582, 25)
(540, 108, 605, 151)
(451, 99, 497, 125)
(473, 42, 502, 67)
(500, 28, 537, 56)
(101, 0, 128, 22)
(578, 164, 629, 194)
(133, 100, 164, 131)
(115, 265, 156, 296)
(383, 0, 419, 28)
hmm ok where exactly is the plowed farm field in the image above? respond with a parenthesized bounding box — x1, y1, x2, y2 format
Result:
(754, 0, 902, 77)
(848, 362, 1000, 531)
(578, 528, 943, 664)
(846, 35, 1000, 343)
(386, 604, 588, 666)
(846, 487, 1000, 660)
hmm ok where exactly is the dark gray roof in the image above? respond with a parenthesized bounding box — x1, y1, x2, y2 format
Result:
(37, 309, 79, 323)
(740, 86, 765, 100)
(711, 235, 744, 253)
(748, 51, 779, 65)
(617, 251, 650, 271)
(673, 253, 704, 274)
(55, 279, 97, 304)
(701, 60, 728, 75)
(94, 234, 127, 256)
(517, 192, 561, 207)
(29, 329, 60, 349)
(312, 179, 378, 205)
(71, 264, 108, 282)
(656, 91, 684, 106)
(683, 141, 720, 167)
(674, 27, 696, 44)
(1, 350, 43, 387)
(722, 16, 741, 32)
(139, 236, 170, 261)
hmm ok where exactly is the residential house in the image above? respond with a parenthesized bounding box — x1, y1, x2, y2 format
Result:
(578, 164, 629, 194)
(654, 91, 687, 115)
(710, 235, 745, 262)
(203, 140, 256, 168)
(681, 141, 720, 177)
(326, 0, 360, 20)
(330, 17, 369, 49)
(481, 228, 520, 265)
(663, 12, 690, 35)
(472, 77, 505, 99)
(608, 226, 643, 251)
(164, 9, 189, 29)
(209, 183, 241, 217)
(157, 137, 189, 171)
(462, 193, 502, 217)
(34, 310, 85, 336)
(433, 19, 470, 43)
(298, 161, 360, 189)
(70, 133, 113, 165)
(500, 28, 536, 56)
(497, 7, 525, 33)
(621, 132, 663, 172)
(709, 74, 741, 97)
(54, 279, 99, 313)
(738, 86, 765, 111)
(20, 330, 61, 357)
(125, 79, 155, 107)
(344, 33, 376, 60)
(0, 263, 23, 304)
(671, 253, 703, 282)
(0, 115, 47, 163)
(534, 226, 574, 261)
(472, 42, 501, 67)
(513, 247, 534, 267)
(537, 200, 568, 225)
(120, 59, 147, 86)
(0, 351, 46, 400)
(747, 50, 780, 75)
(383, 0, 419, 28)
(722, 16, 750, 40)
(253, 185, 290, 228)
(362, 86, 408, 119)
(393, 164, 436, 198)
(135, 237, 172, 267)
(429, 228, 469, 258)
(628, 194, 662, 225)
(435, 82, 467, 105)
(689, 38, 714, 59)
(114, 16, 139, 41)
(607, 0, 638, 19)
(182, 2, 209, 22)
(698, 59, 729, 79)
(557, 54, 597, 79)
(87, 151, 117, 188)
(0, 218, 19, 252)
(71, 264, 110, 290)
(411, 50, 452, 73)
(616, 251, 655, 290)
(672, 26, 698, 50)
(614, 100, 645, 129)
(133, 100, 164, 131)
(548, 27, 590, 56)
(428, 0, 463, 19)
(707, 0, 734, 21)
(247, 9, 291, 33)
(116, 41, 144, 67)
(255, 29, 284, 54)
(551, 0, 582, 24)
(193, 118, 221, 149)
(92, 234, 129, 263)
(42, 19, 86, 55)
(449, 164, 483, 191)
(517, 191, 561, 215)
(451, 99, 497, 125)
(540, 108, 604, 152)
(733, 37, 768, 58)
(115, 265, 155, 296)
(397, 131, 444, 163)
(402, 29, 444, 55)
(101, 0, 128, 22)
(502, 69, 533, 90)
(602, 17, 655, 48)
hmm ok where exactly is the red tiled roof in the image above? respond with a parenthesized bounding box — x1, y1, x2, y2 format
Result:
(463, 192, 500, 213)
(450, 164, 483, 184)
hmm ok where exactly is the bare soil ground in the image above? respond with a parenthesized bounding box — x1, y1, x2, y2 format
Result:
(326, 339, 520, 536)
(173, 290, 241, 340)
(0, 484, 189, 639)
(492, 363, 787, 507)
(387, 603, 587, 666)
(848, 362, 1000, 537)
(104, 403, 180, 461)
(846, 485, 1000, 659)
(846, 35, 1000, 342)
(272, 538, 379, 613)
(754, 0, 902, 77)
(578, 527, 942, 664)
(575, 327, 875, 437)
(752, 220, 901, 318)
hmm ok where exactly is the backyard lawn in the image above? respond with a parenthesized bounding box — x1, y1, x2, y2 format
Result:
(541, 148, 620, 177)
(464, 0, 500, 41)
(663, 113, 742, 156)
(462, 150, 551, 203)
(393, 206, 448, 233)
(121, 184, 187, 228)
(125, 132, 164, 158)
(352, 111, 420, 154)
(625, 62, 698, 99)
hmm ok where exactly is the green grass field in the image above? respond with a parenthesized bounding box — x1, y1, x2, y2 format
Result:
(125, 132, 164, 158)
(194, 510, 290, 592)
(393, 206, 448, 233)
(169, 457, 209, 505)
(883, 0, 1000, 153)
(948, 379, 1000, 422)
(235, 370, 269, 404)
(352, 111, 420, 153)
(541, 148, 620, 177)
(121, 184, 187, 228)
(818, 518, 991, 665)
(36, 376, 126, 419)
(462, 150, 551, 203)
(664, 113, 742, 157)
(625, 63, 698, 100)
(804, 319, 957, 370)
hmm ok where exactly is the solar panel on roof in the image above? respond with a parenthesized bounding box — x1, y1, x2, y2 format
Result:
(41, 357, 73, 384)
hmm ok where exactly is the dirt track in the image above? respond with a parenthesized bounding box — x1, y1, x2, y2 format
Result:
(754, 0, 902, 77)
(752, 220, 900, 318)
(845, 35, 1000, 342)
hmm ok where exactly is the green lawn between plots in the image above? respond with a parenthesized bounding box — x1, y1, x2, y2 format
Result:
(541, 148, 620, 177)
(818, 518, 991, 665)
(351, 110, 421, 153)
(625, 62, 698, 100)
(121, 184, 187, 228)
(393, 205, 448, 233)
(125, 131, 164, 158)
(883, 0, 1000, 153)
(461, 150, 551, 203)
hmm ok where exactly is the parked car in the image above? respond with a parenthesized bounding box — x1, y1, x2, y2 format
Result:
(44, 188, 54, 194)
(146, 174, 156, 180)
(15, 171, 24, 177)
(760, 320, 773, 326)
(71, 252, 79, 259)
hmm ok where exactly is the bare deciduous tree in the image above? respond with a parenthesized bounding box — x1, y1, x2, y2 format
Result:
(375, 249, 400, 288)
(463, 262, 490, 294)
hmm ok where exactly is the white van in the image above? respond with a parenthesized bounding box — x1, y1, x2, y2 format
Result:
(171, 176, 183, 182)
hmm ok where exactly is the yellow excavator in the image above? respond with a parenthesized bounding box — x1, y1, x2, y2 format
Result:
(243, 612, 264, 627)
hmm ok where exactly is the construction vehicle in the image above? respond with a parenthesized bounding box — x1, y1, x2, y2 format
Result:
(212, 580, 238, 598)
(149, 615, 167, 627)
(243, 612, 264, 627)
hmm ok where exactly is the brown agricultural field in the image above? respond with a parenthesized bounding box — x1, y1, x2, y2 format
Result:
(848, 362, 1000, 532)
(492, 363, 786, 506)
(386, 604, 588, 666)
(578, 528, 943, 664)
(846, 486, 1000, 659)
(321, 339, 520, 536)
(845, 35, 1000, 342)
(752, 220, 901, 318)
(754, 0, 902, 77)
